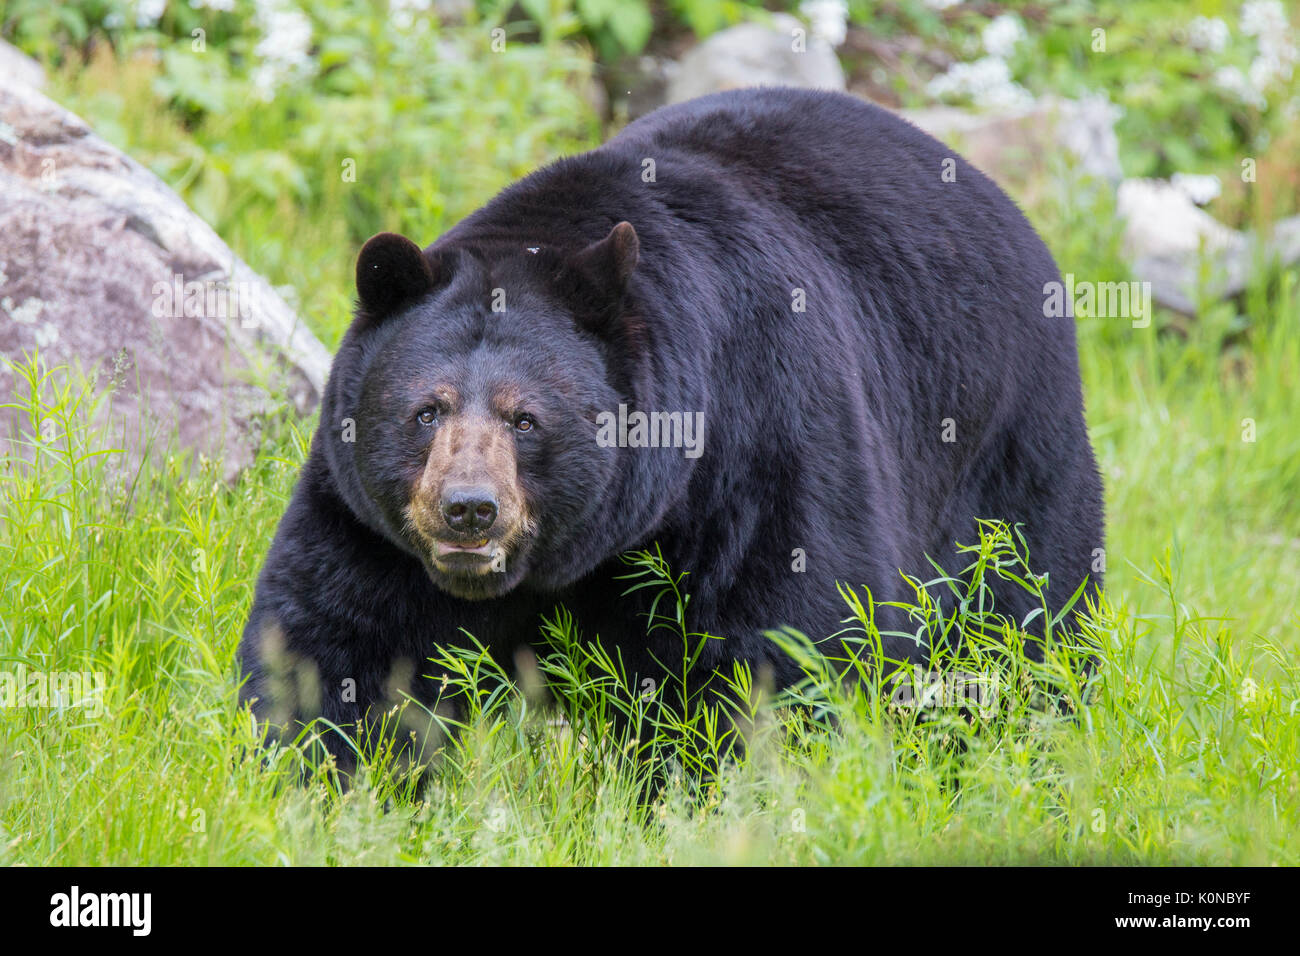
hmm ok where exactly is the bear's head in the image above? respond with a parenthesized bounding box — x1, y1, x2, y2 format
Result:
(323, 221, 645, 601)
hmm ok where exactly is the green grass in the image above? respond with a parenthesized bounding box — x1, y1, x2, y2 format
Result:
(2, 261, 1297, 864)
(2, 5, 1299, 865)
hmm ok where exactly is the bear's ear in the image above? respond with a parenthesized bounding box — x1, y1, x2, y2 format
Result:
(355, 232, 438, 324)
(570, 221, 639, 288)
(561, 221, 639, 334)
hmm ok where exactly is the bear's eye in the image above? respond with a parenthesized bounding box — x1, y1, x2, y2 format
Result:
(416, 406, 438, 426)
(513, 413, 537, 433)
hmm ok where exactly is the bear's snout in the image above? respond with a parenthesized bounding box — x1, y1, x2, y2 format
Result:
(401, 411, 535, 593)
(441, 485, 498, 533)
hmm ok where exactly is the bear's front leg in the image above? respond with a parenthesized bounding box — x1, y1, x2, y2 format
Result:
(237, 459, 463, 776)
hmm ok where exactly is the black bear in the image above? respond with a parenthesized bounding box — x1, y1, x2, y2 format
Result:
(238, 87, 1104, 767)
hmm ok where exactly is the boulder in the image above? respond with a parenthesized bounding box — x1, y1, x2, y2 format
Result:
(1117, 178, 1300, 315)
(0, 38, 44, 90)
(901, 95, 1123, 201)
(665, 14, 845, 105)
(0, 79, 330, 482)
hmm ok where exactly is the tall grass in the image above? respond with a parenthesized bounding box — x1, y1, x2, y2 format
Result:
(1, 334, 1297, 864)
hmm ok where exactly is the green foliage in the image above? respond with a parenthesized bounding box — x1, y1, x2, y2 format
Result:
(1027, 1, 1295, 180)
(572, 0, 653, 56)
(2, 360, 1296, 864)
(516, 0, 743, 57)
(838, 1, 1300, 193)
(3, 0, 601, 347)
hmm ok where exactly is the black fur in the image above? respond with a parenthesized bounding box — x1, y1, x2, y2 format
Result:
(238, 88, 1104, 767)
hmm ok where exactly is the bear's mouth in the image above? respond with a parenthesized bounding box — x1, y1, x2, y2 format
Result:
(434, 537, 494, 559)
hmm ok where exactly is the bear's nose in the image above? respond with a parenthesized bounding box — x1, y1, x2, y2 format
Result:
(441, 486, 498, 533)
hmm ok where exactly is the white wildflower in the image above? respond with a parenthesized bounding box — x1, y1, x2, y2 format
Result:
(1249, 48, 1293, 89)
(1240, 0, 1288, 37)
(1187, 16, 1230, 53)
(390, 0, 432, 31)
(252, 2, 315, 100)
(1225, 0, 1299, 100)
(927, 56, 1033, 111)
(251, 64, 279, 102)
(1171, 172, 1223, 206)
(1250, 33, 1297, 89)
(801, 0, 849, 48)
(1213, 64, 1267, 108)
(255, 9, 312, 68)
(135, 0, 166, 28)
(982, 13, 1025, 60)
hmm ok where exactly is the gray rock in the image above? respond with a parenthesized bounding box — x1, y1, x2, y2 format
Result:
(0, 80, 330, 482)
(902, 95, 1123, 191)
(665, 15, 845, 105)
(0, 39, 44, 90)
(1117, 178, 1300, 315)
